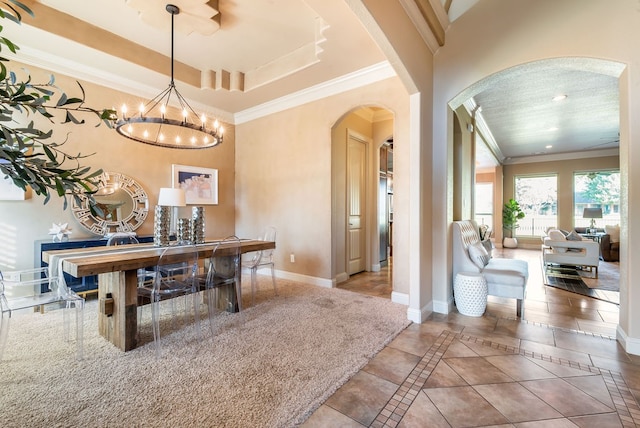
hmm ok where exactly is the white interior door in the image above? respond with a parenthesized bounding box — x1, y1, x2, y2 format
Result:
(347, 135, 367, 275)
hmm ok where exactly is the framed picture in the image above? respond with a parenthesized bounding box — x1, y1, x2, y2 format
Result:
(0, 175, 26, 200)
(172, 164, 218, 205)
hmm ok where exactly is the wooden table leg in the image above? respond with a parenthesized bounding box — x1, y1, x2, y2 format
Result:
(98, 270, 138, 351)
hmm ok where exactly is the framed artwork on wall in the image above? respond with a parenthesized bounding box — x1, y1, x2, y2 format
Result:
(0, 175, 26, 200)
(171, 164, 218, 205)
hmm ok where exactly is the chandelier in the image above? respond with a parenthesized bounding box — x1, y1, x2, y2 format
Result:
(115, 4, 223, 149)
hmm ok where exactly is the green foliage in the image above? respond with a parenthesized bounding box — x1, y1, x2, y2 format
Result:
(0, 0, 117, 208)
(581, 172, 620, 206)
(502, 198, 525, 237)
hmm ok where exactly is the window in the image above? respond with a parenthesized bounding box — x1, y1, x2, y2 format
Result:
(574, 171, 620, 229)
(514, 175, 558, 237)
(475, 182, 493, 229)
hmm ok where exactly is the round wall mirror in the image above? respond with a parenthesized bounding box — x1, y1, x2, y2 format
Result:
(72, 171, 149, 235)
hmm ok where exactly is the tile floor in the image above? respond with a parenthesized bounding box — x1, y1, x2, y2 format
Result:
(304, 249, 640, 427)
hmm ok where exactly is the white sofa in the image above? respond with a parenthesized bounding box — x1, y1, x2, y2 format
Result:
(452, 220, 528, 317)
(542, 229, 599, 278)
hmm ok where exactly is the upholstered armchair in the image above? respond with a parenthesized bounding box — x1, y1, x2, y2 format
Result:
(600, 225, 620, 262)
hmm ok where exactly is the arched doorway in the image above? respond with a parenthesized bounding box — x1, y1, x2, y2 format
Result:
(330, 106, 395, 297)
(447, 57, 624, 332)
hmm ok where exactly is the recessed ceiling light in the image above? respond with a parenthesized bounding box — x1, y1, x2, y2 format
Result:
(545, 145, 553, 149)
(548, 127, 559, 132)
(552, 95, 568, 101)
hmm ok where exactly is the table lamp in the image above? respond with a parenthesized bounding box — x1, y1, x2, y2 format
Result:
(582, 207, 602, 232)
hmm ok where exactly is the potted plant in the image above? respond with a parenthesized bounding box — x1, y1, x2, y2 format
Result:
(502, 198, 525, 248)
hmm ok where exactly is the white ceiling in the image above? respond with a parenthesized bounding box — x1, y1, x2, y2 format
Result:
(4, 0, 621, 166)
(5, 0, 388, 123)
(468, 61, 621, 169)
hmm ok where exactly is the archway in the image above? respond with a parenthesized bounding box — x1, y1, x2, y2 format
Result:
(330, 106, 395, 296)
(447, 57, 624, 331)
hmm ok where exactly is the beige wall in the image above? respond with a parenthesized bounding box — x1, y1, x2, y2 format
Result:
(502, 156, 620, 248)
(351, 0, 436, 318)
(235, 77, 410, 292)
(453, 107, 475, 221)
(434, 0, 640, 352)
(0, 61, 236, 272)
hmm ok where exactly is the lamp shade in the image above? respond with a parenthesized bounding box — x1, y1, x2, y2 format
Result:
(157, 188, 186, 207)
(582, 207, 603, 219)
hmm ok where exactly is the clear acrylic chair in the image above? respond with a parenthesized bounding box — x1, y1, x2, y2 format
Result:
(106, 233, 139, 246)
(201, 236, 241, 335)
(137, 243, 200, 358)
(241, 226, 277, 306)
(0, 267, 84, 361)
(106, 233, 155, 286)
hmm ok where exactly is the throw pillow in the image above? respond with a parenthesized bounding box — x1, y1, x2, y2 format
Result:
(548, 229, 566, 241)
(605, 224, 620, 243)
(468, 241, 490, 269)
(566, 230, 583, 241)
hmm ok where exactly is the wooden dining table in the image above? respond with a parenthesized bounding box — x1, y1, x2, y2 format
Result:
(42, 239, 275, 351)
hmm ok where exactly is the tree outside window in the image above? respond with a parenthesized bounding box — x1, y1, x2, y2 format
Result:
(574, 171, 620, 228)
(514, 175, 558, 237)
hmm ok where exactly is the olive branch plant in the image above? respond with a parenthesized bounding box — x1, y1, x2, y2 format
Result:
(0, 0, 117, 208)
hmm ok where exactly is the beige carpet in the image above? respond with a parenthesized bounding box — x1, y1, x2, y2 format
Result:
(0, 277, 410, 427)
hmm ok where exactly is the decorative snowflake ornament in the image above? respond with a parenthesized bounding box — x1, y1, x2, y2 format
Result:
(49, 222, 72, 242)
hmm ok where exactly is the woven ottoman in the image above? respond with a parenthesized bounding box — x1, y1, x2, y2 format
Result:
(454, 272, 488, 317)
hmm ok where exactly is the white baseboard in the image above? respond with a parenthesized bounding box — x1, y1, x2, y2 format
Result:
(391, 291, 409, 306)
(371, 264, 381, 272)
(273, 269, 334, 288)
(407, 301, 433, 323)
(616, 325, 640, 356)
(433, 297, 454, 314)
(334, 272, 349, 284)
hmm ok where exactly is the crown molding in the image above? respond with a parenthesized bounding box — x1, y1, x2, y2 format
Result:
(502, 148, 620, 165)
(399, 0, 449, 53)
(234, 61, 397, 124)
(6, 45, 236, 124)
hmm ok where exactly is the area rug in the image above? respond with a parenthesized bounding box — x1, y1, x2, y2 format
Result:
(0, 276, 410, 428)
(543, 263, 619, 304)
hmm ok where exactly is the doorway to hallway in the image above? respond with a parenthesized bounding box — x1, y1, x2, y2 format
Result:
(337, 258, 392, 299)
